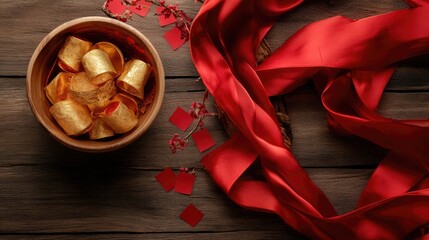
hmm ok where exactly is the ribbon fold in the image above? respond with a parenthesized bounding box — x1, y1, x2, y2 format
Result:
(190, 0, 429, 239)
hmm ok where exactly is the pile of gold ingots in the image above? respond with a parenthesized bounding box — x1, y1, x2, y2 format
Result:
(45, 36, 152, 140)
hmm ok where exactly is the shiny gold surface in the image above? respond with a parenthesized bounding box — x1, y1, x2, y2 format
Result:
(89, 118, 115, 140)
(82, 49, 116, 85)
(58, 36, 92, 73)
(44, 72, 72, 104)
(117, 59, 151, 99)
(91, 42, 124, 77)
(49, 99, 93, 136)
(102, 102, 138, 134)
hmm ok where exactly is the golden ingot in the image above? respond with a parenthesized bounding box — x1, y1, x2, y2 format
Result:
(69, 72, 116, 105)
(91, 42, 124, 77)
(49, 100, 93, 136)
(46, 38, 154, 140)
(82, 49, 116, 85)
(89, 118, 115, 140)
(44, 72, 72, 104)
(117, 59, 152, 99)
(58, 36, 92, 73)
(113, 93, 139, 115)
(101, 101, 138, 134)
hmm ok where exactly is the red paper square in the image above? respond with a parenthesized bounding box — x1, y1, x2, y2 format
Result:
(169, 107, 194, 131)
(179, 204, 204, 227)
(175, 172, 196, 195)
(156, 6, 177, 26)
(105, 0, 127, 15)
(191, 128, 216, 152)
(129, 1, 152, 17)
(164, 26, 186, 50)
(155, 167, 176, 192)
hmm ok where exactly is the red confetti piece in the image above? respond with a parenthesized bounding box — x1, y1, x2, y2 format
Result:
(179, 204, 204, 227)
(191, 128, 216, 152)
(164, 26, 186, 50)
(105, 0, 127, 15)
(156, 6, 177, 26)
(129, 1, 152, 17)
(169, 107, 194, 131)
(175, 171, 196, 195)
(155, 167, 176, 192)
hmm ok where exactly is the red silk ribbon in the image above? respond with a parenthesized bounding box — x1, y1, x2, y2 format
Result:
(190, 0, 429, 239)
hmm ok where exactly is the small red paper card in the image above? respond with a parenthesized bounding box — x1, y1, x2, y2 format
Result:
(156, 6, 177, 26)
(164, 26, 186, 50)
(169, 107, 193, 131)
(105, 0, 127, 15)
(155, 167, 176, 192)
(129, 1, 152, 17)
(179, 204, 204, 227)
(175, 172, 196, 195)
(191, 128, 216, 152)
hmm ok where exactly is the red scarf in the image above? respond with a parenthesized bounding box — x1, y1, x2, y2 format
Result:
(190, 0, 429, 239)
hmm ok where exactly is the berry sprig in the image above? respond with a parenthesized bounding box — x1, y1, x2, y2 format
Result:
(102, 1, 134, 22)
(147, 0, 193, 41)
(102, 0, 205, 41)
(169, 90, 216, 153)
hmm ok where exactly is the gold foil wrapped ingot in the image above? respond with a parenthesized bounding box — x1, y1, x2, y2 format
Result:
(68, 72, 116, 106)
(102, 101, 138, 134)
(91, 42, 124, 77)
(89, 118, 115, 140)
(49, 100, 93, 136)
(45, 37, 153, 141)
(58, 36, 92, 73)
(117, 59, 152, 99)
(113, 93, 139, 115)
(44, 72, 72, 104)
(82, 49, 116, 85)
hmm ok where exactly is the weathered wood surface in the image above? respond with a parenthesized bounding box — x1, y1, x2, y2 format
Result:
(0, 0, 428, 239)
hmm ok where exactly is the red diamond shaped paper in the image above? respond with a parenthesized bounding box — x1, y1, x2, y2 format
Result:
(169, 107, 193, 131)
(179, 204, 204, 227)
(155, 167, 176, 192)
(191, 128, 216, 152)
(156, 6, 177, 26)
(129, 1, 152, 17)
(175, 172, 196, 195)
(164, 26, 186, 50)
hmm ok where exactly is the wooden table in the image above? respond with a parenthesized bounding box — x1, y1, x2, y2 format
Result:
(1, 0, 428, 239)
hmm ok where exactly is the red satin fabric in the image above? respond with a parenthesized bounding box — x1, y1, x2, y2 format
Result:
(190, 0, 429, 239)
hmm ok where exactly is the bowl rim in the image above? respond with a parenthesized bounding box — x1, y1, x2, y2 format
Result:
(26, 16, 165, 152)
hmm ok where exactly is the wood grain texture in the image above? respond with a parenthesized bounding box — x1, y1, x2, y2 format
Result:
(0, 0, 200, 77)
(0, 166, 369, 234)
(0, 0, 419, 77)
(1, 78, 428, 168)
(25, 16, 166, 152)
(0, 232, 306, 240)
(1, 0, 428, 239)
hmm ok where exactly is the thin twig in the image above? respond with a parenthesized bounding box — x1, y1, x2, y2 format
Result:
(183, 116, 205, 140)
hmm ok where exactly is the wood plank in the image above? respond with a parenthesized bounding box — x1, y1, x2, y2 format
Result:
(0, 0, 201, 77)
(0, 165, 370, 234)
(1, 78, 428, 167)
(0, 231, 307, 240)
(286, 87, 429, 167)
(0, 0, 417, 78)
(1, 0, 428, 238)
(388, 55, 429, 91)
(0, 77, 225, 168)
(266, 0, 408, 51)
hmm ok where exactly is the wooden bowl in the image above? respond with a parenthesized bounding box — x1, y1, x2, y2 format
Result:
(27, 16, 165, 152)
